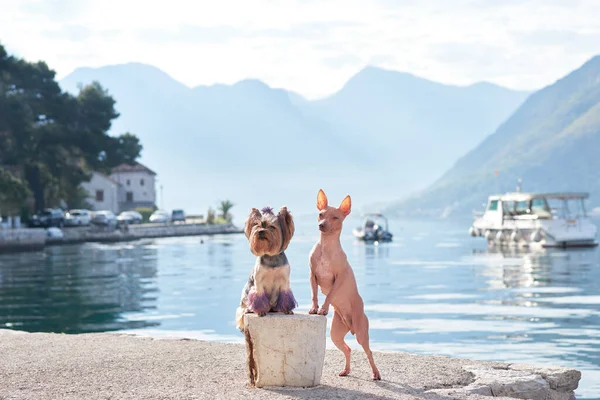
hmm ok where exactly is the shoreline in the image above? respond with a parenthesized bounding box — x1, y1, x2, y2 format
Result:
(0, 222, 243, 254)
(0, 329, 581, 400)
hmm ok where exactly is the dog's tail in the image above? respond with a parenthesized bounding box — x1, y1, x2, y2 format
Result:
(235, 306, 246, 332)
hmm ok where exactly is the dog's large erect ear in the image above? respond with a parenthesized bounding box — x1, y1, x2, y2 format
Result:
(277, 206, 295, 251)
(244, 208, 262, 238)
(317, 189, 328, 210)
(339, 195, 351, 216)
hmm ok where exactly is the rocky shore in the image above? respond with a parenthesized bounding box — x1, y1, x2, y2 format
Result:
(0, 329, 580, 400)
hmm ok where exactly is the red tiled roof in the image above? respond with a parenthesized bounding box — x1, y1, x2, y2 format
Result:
(105, 174, 121, 185)
(112, 162, 157, 176)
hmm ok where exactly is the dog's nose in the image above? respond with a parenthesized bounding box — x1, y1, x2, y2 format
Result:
(258, 230, 265, 238)
(318, 223, 326, 230)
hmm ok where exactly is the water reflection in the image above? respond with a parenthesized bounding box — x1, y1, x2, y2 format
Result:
(0, 242, 159, 333)
(362, 243, 391, 259)
(471, 246, 598, 291)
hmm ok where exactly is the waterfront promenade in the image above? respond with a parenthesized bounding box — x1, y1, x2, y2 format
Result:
(0, 222, 243, 253)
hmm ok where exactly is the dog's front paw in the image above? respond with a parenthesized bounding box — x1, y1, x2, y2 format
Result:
(274, 289, 298, 314)
(309, 305, 319, 314)
(248, 290, 271, 315)
(317, 306, 329, 316)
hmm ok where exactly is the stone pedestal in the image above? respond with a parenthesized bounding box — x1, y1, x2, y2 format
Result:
(243, 313, 326, 388)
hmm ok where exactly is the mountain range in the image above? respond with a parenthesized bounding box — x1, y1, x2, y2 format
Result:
(384, 55, 600, 218)
(59, 63, 529, 221)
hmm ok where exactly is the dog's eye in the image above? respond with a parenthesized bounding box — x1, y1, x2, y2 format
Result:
(270, 226, 276, 230)
(333, 216, 339, 220)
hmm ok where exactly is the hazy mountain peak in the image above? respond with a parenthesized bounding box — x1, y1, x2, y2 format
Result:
(192, 78, 289, 99)
(233, 78, 270, 90)
(344, 65, 429, 89)
(59, 62, 189, 95)
(384, 52, 600, 217)
(67, 62, 186, 83)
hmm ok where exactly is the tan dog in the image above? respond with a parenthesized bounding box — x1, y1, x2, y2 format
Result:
(308, 189, 381, 380)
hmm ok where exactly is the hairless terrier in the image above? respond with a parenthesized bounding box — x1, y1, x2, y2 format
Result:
(308, 189, 381, 380)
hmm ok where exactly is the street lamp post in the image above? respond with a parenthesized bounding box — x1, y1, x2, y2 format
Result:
(160, 184, 164, 210)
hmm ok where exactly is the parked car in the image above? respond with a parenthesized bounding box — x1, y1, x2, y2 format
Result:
(171, 209, 186, 223)
(117, 211, 143, 225)
(149, 210, 170, 224)
(64, 209, 92, 226)
(28, 208, 65, 228)
(91, 210, 117, 227)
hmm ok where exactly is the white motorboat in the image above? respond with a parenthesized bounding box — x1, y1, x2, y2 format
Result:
(469, 187, 598, 248)
(353, 213, 393, 242)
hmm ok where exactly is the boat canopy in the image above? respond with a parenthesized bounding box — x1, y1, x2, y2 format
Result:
(489, 192, 589, 202)
(360, 213, 389, 230)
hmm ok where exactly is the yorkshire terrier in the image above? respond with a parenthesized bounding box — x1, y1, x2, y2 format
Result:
(235, 206, 297, 332)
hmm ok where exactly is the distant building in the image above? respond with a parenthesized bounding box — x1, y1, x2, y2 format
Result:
(80, 172, 120, 213)
(110, 162, 157, 211)
(80, 162, 158, 214)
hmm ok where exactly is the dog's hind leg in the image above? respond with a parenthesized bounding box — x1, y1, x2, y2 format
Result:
(355, 312, 381, 380)
(331, 310, 352, 377)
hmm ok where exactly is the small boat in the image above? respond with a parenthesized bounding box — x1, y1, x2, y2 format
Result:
(469, 182, 598, 248)
(353, 213, 393, 242)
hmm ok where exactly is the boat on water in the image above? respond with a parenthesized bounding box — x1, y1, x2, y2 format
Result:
(353, 213, 393, 242)
(469, 185, 598, 248)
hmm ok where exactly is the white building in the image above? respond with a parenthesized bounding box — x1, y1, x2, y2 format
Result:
(110, 162, 157, 211)
(80, 172, 120, 213)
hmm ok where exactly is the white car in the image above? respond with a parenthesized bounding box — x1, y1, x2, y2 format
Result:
(91, 210, 117, 227)
(117, 211, 143, 224)
(65, 209, 92, 226)
(149, 210, 170, 224)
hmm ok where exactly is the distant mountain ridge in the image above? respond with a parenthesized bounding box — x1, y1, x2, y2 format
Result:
(59, 63, 530, 219)
(301, 66, 530, 188)
(384, 55, 600, 218)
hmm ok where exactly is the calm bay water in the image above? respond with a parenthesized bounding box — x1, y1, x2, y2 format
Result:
(1, 215, 599, 399)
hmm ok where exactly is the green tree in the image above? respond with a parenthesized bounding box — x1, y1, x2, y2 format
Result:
(218, 200, 234, 223)
(64, 186, 93, 210)
(0, 43, 143, 211)
(0, 168, 31, 215)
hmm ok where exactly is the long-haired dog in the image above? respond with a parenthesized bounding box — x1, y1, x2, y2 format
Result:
(235, 206, 297, 331)
(308, 189, 381, 380)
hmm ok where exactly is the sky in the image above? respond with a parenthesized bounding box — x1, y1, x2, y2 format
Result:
(1, 0, 600, 99)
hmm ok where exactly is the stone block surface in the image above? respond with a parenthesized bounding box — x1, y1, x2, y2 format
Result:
(462, 365, 579, 400)
(509, 364, 581, 392)
(244, 312, 326, 388)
